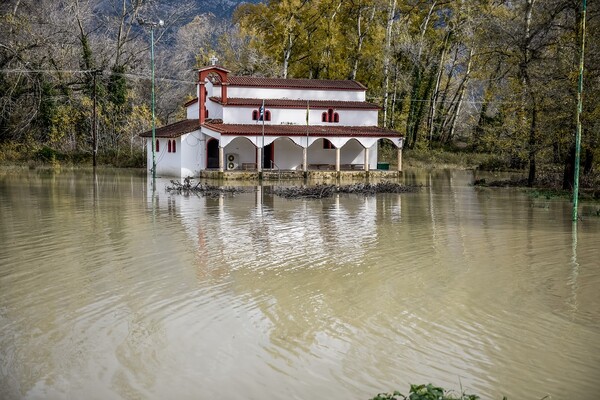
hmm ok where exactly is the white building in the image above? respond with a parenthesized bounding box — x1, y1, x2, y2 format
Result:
(140, 65, 404, 177)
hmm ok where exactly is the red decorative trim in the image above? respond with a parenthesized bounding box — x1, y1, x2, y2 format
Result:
(206, 97, 380, 110)
(213, 76, 367, 91)
(203, 123, 403, 139)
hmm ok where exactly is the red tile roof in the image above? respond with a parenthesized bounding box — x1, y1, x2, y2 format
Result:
(196, 65, 231, 74)
(183, 98, 198, 107)
(203, 123, 402, 138)
(208, 97, 380, 110)
(139, 119, 201, 138)
(214, 76, 367, 91)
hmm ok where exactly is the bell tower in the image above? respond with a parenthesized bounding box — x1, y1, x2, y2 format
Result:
(197, 62, 230, 124)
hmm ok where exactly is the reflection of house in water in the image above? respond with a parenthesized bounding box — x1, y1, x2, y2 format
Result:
(140, 64, 403, 177)
(148, 179, 379, 273)
(147, 179, 385, 364)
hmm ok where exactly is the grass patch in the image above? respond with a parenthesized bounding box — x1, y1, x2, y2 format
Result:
(371, 383, 480, 400)
(473, 168, 600, 202)
(0, 143, 145, 169)
(378, 145, 510, 171)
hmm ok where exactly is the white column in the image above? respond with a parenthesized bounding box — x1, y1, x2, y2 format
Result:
(364, 146, 370, 171)
(303, 147, 307, 172)
(257, 147, 262, 172)
(397, 147, 403, 172)
(219, 146, 224, 172)
(335, 147, 340, 172)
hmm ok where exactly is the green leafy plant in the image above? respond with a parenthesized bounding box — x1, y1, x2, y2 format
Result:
(370, 383, 480, 400)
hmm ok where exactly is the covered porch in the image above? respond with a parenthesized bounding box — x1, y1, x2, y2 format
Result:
(202, 123, 404, 175)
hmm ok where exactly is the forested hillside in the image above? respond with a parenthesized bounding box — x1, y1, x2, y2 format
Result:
(1, 0, 598, 186)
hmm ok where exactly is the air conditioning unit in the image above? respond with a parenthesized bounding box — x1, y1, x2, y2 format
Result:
(226, 153, 239, 170)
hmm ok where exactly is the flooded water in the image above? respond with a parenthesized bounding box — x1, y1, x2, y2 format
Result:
(1, 168, 599, 400)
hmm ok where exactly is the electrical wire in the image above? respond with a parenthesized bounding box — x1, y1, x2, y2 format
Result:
(1, 68, 525, 106)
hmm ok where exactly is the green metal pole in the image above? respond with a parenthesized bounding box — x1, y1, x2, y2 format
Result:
(573, 0, 586, 221)
(151, 26, 156, 181)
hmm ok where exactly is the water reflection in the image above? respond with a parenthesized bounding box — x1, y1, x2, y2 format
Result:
(1, 168, 599, 400)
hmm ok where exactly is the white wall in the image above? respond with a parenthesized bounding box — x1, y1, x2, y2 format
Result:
(150, 137, 180, 177)
(369, 144, 378, 169)
(205, 81, 223, 120)
(307, 139, 337, 165)
(221, 106, 378, 126)
(340, 139, 365, 164)
(222, 106, 255, 124)
(180, 132, 203, 176)
(273, 138, 303, 170)
(186, 102, 198, 120)
(145, 133, 204, 177)
(224, 137, 258, 167)
(226, 86, 365, 101)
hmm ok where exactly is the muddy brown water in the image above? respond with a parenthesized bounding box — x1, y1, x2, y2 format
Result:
(1, 168, 599, 399)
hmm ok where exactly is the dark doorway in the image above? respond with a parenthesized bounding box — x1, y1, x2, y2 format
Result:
(207, 139, 219, 169)
(262, 143, 274, 169)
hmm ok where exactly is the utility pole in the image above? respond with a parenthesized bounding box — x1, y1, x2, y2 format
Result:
(138, 18, 164, 180)
(573, 0, 587, 222)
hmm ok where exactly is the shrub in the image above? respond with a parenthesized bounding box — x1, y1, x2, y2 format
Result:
(371, 383, 480, 400)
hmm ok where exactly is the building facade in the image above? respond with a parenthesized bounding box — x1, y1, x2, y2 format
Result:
(140, 65, 404, 177)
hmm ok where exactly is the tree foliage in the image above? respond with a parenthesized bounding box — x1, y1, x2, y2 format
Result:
(0, 0, 598, 184)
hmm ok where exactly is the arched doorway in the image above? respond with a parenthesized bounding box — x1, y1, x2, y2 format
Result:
(207, 138, 219, 169)
(262, 143, 274, 169)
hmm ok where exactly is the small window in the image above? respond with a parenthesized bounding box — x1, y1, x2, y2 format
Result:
(328, 108, 334, 123)
(205, 109, 209, 118)
(168, 140, 172, 153)
(322, 112, 328, 122)
(155, 139, 160, 152)
(252, 110, 258, 120)
(333, 112, 339, 123)
(323, 139, 334, 149)
(265, 110, 271, 121)
(172, 140, 176, 153)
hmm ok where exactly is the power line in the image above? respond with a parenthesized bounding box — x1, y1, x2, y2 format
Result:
(0, 69, 196, 85)
(1, 68, 533, 106)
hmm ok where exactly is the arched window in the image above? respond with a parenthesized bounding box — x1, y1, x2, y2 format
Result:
(333, 112, 339, 123)
(323, 139, 334, 149)
(168, 140, 172, 153)
(265, 110, 271, 121)
(252, 110, 258, 120)
(172, 140, 176, 153)
(322, 112, 328, 122)
(155, 139, 160, 152)
(205, 109, 209, 118)
(328, 108, 334, 122)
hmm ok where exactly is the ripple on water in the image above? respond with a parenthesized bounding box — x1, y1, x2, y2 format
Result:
(2, 172, 600, 400)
